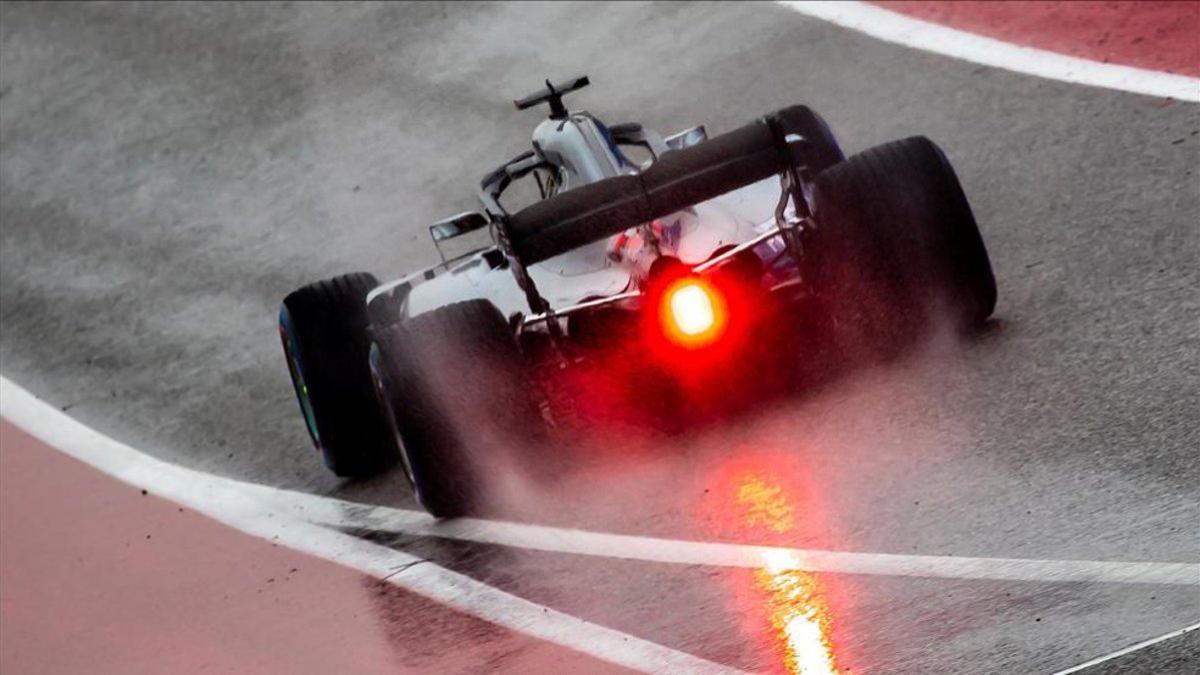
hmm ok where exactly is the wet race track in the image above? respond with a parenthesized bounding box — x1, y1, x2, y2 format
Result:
(1, 2, 1198, 673)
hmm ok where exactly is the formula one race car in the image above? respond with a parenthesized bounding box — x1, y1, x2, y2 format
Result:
(279, 76, 996, 517)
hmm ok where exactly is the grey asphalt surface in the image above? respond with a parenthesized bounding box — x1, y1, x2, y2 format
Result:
(1, 2, 1197, 673)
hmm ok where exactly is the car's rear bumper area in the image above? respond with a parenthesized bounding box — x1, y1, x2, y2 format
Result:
(530, 286, 839, 436)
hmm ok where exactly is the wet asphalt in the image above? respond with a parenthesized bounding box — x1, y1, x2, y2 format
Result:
(1, 2, 1197, 673)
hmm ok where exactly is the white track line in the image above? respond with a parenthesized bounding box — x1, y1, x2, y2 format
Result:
(1051, 620, 1200, 675)
(254, 489, 1200, 587)
(776, 1, 1200, 103)
(4, 375, 1195, 588)
(0, 376, 745, 675)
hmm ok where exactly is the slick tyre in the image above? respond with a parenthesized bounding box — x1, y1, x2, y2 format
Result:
(280, 272, 398, 477)
(372, 300, 545, 518)
(810, 136, 997, 357)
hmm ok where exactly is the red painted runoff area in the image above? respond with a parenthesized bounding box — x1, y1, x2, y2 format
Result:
(874, 1, 1200, 77)
(0, 421, 625, 674)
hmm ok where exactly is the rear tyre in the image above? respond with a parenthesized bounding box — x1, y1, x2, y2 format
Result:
(809, 136, 996, 356)
(372, 300, 545, 518)
(280, 272, 397, 477)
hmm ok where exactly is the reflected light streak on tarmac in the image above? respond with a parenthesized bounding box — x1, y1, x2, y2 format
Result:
(737, 474, 840, 675)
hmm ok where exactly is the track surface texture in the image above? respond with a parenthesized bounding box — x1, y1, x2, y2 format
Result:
(1, 2, 1197, 673)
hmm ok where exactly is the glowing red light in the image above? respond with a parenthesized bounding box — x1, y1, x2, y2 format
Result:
(670, 284, 715, 335)
(659, 277, 727, 347)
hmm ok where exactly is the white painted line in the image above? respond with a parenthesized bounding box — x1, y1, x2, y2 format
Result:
(257, 489, 1200, 587)
(4, 373, 1197, 590)
(776, 1, 1200, 103)
(1050, 620, 1200, 675)
(250, 519, 748, 675)
(0, 376, 746, 675)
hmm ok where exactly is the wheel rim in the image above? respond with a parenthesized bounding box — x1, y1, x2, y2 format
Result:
(279, 314, 321, 449)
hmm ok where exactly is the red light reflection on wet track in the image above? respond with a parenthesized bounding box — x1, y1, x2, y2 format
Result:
(701, 454, 843, 674)
(740, 473, 839, 675)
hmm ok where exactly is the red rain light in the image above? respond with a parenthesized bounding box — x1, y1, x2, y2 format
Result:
(659, 277, 727, 348)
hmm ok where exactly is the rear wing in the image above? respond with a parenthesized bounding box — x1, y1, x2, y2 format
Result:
(503, 105, 820, 266)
